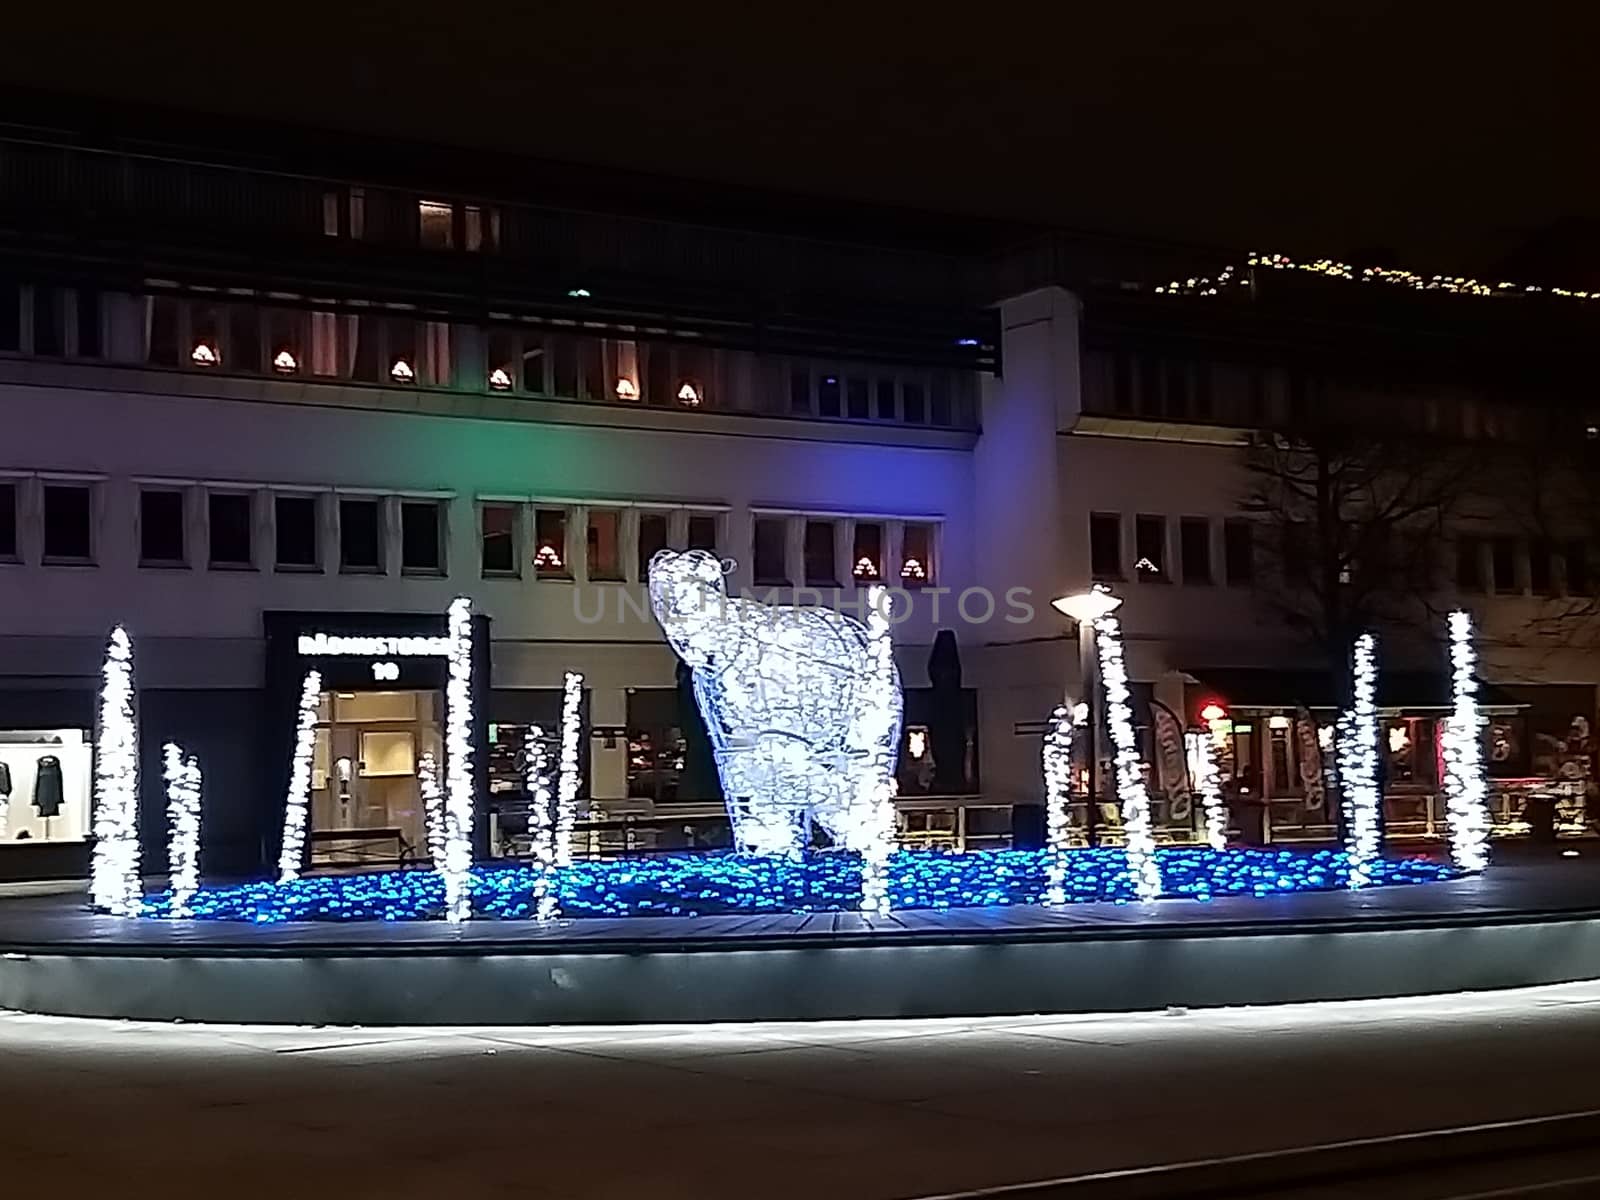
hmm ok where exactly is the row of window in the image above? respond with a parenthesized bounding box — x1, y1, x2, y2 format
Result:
(0, 478, 940, 588)
(1089, 511, 1255, 587)
(1456, 535, 1594, 597)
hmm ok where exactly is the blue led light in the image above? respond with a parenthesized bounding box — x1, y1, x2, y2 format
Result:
(137, 848, 1458, 923)
(955, 337, 980, 347)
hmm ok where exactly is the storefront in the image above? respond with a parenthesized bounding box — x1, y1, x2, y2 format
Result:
(0, 695, 94, 880)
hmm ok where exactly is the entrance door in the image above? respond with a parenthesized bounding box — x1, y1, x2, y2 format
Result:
(310, 689, 442, 866)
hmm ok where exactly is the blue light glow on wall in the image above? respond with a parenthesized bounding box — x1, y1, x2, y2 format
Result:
(139, 848, 1458, 924)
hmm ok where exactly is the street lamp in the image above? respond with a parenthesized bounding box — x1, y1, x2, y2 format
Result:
(1051, 586, 1124, 847)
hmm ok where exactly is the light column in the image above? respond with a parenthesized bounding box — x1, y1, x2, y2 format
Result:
(162, 743, 202, 918)
(90, 625, 142, 915)
(442, 596, 476, 923)
(555, 671, 583, 867)
(1442, 611, 1490, 871)
(277, 669, 322, 884)
(525, 725, 558, 920)
(1339, 633, 1381, 888)
(1094, 615, 1162, 900)
(1041, 702, 1078, 905)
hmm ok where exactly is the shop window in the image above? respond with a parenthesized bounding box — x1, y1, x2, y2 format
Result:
(876, 378, 897, 420)
(42, 483, 92, 563)
(587, 508, 623, 581)
(846, 377, 870, 419)
(804, 518, 838, 587)
(401, 500, 443, 574)
(418, 200, 454, 249)
(0, 729, 92, 847)
(1456, 536, 1485, 592)
(480, 503, 518, 576)
(1566, 541, 1591, 596)
(818, 374, 842, 417)
(139, 489, 186, 566)
(339, 498, 382, 573)
(275, 495, 319, 569)
(1090, 512, 1122, 580)
(637, 511, 669, 579)
(1180, 517, 1211, 584)
(0, 482, 15, 560)
(753, 517, 789, 587)
(1384, 718, 1437, 788)
(75, 289, 102, 358)
(1223, 519, 1253, 586)
(901, 522, 934, 587)
(853, 522, 883, 582)
(32, 286, 63, 357)
(1529, 538, 1553, 596)
(534, 508, 569, 578)
(208, 493, 253, 568)
(1491, 536, 1518, 593)
(1135, 515, 1167, 581)
(687, 513, 719, 553)
(1268, 720, 1293, 794)
(902, 380, 926, 423)
(789, 367, 811, 414)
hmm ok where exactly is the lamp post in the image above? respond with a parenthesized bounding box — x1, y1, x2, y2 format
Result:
(1051, 586, 1124, 848)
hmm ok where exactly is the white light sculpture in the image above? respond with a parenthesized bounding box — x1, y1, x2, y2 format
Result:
(1187, 728, 1228, 852)
(418, 750, 444, 865)
(648, 549, 904, 859)
(524, 724, 557, 920)
(277, 669, 322, 884)
(857, 585, 899, 914)
(555, 672, 583, 868)
(1443, 611, 1490, 872)
(1338, 633, 1381, 887)
(1041, 703, 1076, 906)
(162, 742, 202, 918)
(443, 596, 476, 923)
(91, 626, 142, 915)
(1094, 616, 1162, 900)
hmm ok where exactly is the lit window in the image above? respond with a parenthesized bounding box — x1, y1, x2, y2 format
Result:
(390, 359, 415, 384)
(535, 509, 568, 578)
(191, 342, 219, 367)
(677, 381, 702, 406)
(853, 522, 883, 581)
(418, 200, 454, 249)
(272, 349, 299, 374)
(488, 367, 512, 391)
(616, 377, 639, 401)
(901, 523, 934, 586)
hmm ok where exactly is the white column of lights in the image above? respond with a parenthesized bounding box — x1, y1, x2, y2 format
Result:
(1443, 611, 1490, 872)
(1189, 723, 1228, 852)
(1094, 616, 1162, 900)
(442, 597, 476, 923)
(524, 724, 558, 920)
(418, 750, 444, 865)
(859, 585, 899, 915)
(1041, 702, 1077, 906)
(277, 669, 322, 884)
(90, 626, 142, 915)
(162, 743, 202, 918)
(1338, 633, 1382, 888)
(554, 671, 584, 868)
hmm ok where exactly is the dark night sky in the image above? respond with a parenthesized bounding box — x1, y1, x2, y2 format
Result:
(5, 3, 1597, 274)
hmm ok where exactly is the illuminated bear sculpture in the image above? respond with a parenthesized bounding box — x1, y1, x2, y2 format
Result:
(647, 549, 902, 857)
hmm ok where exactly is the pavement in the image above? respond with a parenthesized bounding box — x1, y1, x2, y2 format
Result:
(8, 981, 1600, 1199)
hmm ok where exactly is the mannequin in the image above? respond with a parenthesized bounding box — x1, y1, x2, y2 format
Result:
(33, 754, 63, 839)
(0, 759, 10, 838)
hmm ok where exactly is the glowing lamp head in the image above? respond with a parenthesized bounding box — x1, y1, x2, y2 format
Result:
(1199, 701, 1227, 725)
(390, 359, 415, 384)
(901, 557, 927, 581)
(272, 349, 298, 374)
(534, 543, 564, 569)
(1051, 585, 1123, 624)
(677, 381, 702, 406)
(191, 342, 219, 367)
(488, 367, 512, 391)
(854, 555, 880, 580)
(616, 378, 640, 401)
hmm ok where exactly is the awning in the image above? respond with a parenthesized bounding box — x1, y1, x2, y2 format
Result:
(1184, 668, 1526, 713)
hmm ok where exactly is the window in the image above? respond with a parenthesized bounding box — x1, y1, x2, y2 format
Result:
(208, 493, 253, 567)
(901, 523, 935, 587)
(75, 290, 102, 358)
(275, 495, 319, 569)
(876, 378, 897, 420)
(789, 368, 810, 414)
(846, 377, 870, 419)
(0, 279, 19, 352)
(32, 286, 63, 357)
(1135, 516, 1167, 580)
(1223, 519, 1254, 586)
(1456, 536, 1484, 592)
(587, 509, 622, 581)
(687, 514, 718, 553)
(804, 519, 838, 586)
(401, 501, 443, 574)
(339, 499, 382, 573)
(1566, 541, 1591, 596)
(0, 482, 16, 559)
(853, 522, 883, 582)
(481, 503, 518, 576)
(535, 508, 569, 578)
(930, 376, 952, 426)
(645, 344, 671, 407)
(818, 375, 841, 417)
(147, 296, 181, 366)
(902, 381, 927, 423)
(753, 517, 789, 587)
(1180, 517, 1211, 584)
(637, 512, 669, 580)
(42, 483, 92, 562)
(1090, 513, 1122, 580)
(1529, 538, 1553, 596)
(551, 336, 579, 397)
(418, 200, 454, 249)
(1111, 353, 1134, 413)
(1491, 536, 1518, 593)
(139, 489, 186, 566)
